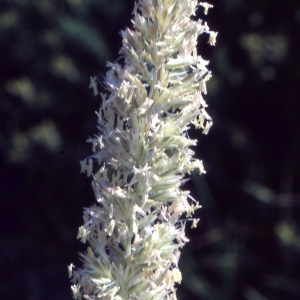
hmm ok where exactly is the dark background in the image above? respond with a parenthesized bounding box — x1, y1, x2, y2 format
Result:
(1, 0, 299, 299)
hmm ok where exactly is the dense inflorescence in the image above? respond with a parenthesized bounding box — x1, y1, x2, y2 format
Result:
(69, 1, 216, 299)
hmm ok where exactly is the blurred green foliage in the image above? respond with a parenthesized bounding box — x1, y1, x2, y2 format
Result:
(0, 0, 300, 299)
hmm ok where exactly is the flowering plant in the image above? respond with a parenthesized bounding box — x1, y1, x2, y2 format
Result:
(69, 1, 217, 299)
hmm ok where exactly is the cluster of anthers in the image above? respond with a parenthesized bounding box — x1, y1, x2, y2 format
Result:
(69, 1, 217, 299)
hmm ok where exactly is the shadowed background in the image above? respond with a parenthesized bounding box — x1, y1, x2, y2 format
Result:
(0, 0, 299, 299)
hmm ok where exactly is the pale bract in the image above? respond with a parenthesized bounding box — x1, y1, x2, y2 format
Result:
(70, 0, 217, 299)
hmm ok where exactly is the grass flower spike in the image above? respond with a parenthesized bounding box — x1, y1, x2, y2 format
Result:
(70, 0, 217, 299)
